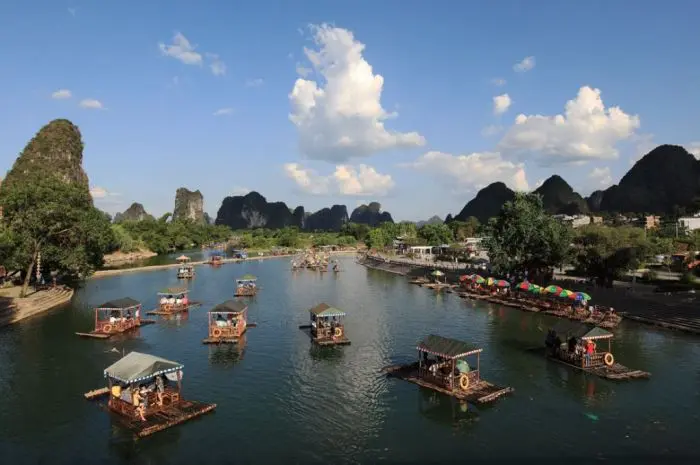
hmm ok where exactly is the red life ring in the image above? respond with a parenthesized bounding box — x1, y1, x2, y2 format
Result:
(212, 328, 223, 338)
(102, 324, 113, 333)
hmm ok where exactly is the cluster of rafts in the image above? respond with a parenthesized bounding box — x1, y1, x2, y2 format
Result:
(78, 263, 650, 440)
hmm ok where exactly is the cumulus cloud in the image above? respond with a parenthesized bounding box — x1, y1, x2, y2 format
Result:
(283, 162, 394, 196)
(491, 77, 506, 86)
(245, 78, 264, 87)
(51, 89, 72, 99)
(403, 151, 529, 194)
(231, 186, 251, 196)
(288, 24, 425, 162)
(213, 108, 233, 116)
(79, 99, 103, 109)
(493, 93, 512, 115)
(589, 167, 613, 189)
(686, 142, 700, 159)
(498, 86, 640, 163)
(295, 63, 312, 77)
(90, 186, 120, 199)
(513, 56, 535, 72)
(159, 32, 203, 66)
(207, 53, 226, 76)
(481, 125, 503, 137)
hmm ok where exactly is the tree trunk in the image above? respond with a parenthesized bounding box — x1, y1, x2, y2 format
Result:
(20, 251, 37, 298)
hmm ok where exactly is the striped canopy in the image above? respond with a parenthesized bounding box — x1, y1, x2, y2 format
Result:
(104, 351, 183, 384)
(417, 334, 482, 359)
(309, 302, 345, 318)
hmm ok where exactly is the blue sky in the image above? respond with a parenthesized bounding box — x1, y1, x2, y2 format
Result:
(1, 1, 699, 222)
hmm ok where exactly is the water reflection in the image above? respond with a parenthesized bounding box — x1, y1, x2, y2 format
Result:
(418, 389, 479, 430)
(208, 334, 246, 365)
(309, 344, 345, 362)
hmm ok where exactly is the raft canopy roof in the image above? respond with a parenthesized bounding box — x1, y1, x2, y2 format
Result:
(104, 351, 183, 384)
(237, 274, 257, 281)
(210, 300, 248, 314)
(176, 255, 190, 261)
(97, 297, 141, 310)
(158, 287, 189, 296)
(417, 334, 483, 359)
(309, 302, 346, 318)
(553, 321, 613, 341)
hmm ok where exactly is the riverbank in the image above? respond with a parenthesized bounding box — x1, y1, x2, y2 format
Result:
(92, 250, 357, 278)
(359, 254, 700, 336)
(102, 249, 158, 266)
(0, 286, 74, 328)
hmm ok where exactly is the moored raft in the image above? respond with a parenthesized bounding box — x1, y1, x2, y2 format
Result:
(86, 351, 216, 438)
(176, 255, 195, 279)
(383, 334, 513, 404)
(541, 322, 650, 380)
(147, 287, 201, 315)
(234, 274, 258, 297)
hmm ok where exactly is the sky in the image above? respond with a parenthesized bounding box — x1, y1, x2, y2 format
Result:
(1, 1, 699, 222)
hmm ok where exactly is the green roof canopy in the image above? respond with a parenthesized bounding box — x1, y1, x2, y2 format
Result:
(104, 351, 183, 384)
(309, 302, 346, 318)
(417, 334, 482, 359)
(238, 274, 257, 281)
(158, 287, 189, 295)
(210, 300, 248, 314)
(96, 297, 141, 310)
(552, 322, 613, 340)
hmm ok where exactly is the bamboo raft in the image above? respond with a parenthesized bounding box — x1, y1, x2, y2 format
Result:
(110, 400, 217, 438)
(531, 348, 651, 380)
(84, 387, 110, 399)
(315, 336, 351, 346)
(382, 363, 513, 404)
(146, 302, 203, 316)
(75, 320, 156, 339)
(202, 323, 257, 344)
(421, 283, 453, 290)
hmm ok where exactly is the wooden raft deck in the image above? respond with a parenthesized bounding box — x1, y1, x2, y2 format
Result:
(532, 348, 651, 380)
(314, 336, 351, 346)
(146, 302, 203, 315)
(75, 320, 156, 339)
(112, 400, 216, 438)
(383, 364, 513, 404)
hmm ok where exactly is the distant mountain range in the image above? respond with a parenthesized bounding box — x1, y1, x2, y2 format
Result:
(449, 145, 700, 223)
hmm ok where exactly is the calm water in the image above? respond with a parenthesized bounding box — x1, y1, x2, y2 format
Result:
(1, 257, 699, 464)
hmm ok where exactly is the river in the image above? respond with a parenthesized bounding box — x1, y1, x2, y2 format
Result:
(0, 257, 698, 464)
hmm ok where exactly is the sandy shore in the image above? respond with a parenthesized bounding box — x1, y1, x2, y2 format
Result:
(0, 286, 74, 327)
(91, 250, 357, 279)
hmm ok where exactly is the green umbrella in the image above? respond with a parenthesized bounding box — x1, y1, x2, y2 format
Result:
(557, 289, 575, 298)
(575, 291, 592, 301)
(473, 275, 486, 284)
(544, 285, 563, 294)
(431, 270, 445, 277)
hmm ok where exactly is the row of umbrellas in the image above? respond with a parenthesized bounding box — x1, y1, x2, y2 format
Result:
(458, 274, 592, 301)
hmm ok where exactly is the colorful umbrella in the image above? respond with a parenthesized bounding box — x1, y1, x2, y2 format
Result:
(544, 285, 563, 294)
(493, 280, 510, 287)
(557, 289, 575, 298)
(575, 291, 592, 301)
(530, 286, 543, 294)
(517, 281, 532, 291)
(473, 275, 486, 284)
(487, 277, 495, 286)
(431, 270, 444, 277)
(459, 275, 471, 282)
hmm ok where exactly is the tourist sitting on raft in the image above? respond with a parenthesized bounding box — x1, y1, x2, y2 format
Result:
(113, 374, 171, 422)
(159, 294, 189, 306)
(214, 313, 237, 328)
(109, 310, 134, 324)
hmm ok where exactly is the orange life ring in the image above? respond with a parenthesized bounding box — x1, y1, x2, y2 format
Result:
(459, 374, 470, 390)
(334, 327, 343, 338)
(162, 303, 173, 311)
(212, 328, 223, 338)
(604, 352, 614, 366)
(102, 324, 113, 333)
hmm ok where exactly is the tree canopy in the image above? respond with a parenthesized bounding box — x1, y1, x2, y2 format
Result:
(484, 193, 572, 282)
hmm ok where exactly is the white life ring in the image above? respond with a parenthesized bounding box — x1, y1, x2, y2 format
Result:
(604, 352, 614, 366)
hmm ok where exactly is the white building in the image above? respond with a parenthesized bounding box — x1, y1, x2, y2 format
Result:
(678, 213, 700, 232)
(553, 214, 591, 228)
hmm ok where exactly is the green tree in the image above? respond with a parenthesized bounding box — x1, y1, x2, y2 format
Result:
(484, 193, 571, 282)
(417, 223, 454, 245)
(0, 174, 112, 296)
(448, 217, 481, 241)
(366, 228, 388, 249)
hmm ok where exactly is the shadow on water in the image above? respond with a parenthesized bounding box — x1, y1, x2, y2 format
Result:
(309, 343, 346, 362)
(207, 336, 246, 365)
(418, 388, 480, 431)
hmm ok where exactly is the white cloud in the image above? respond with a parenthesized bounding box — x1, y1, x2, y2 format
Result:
(686, 142, 700, 159)
(158, 32, 203, 66)
(513, 56, 536, 72)
(213, 108, 233, 116)
(283, 162, 394, 196)
(79, 99, 103, 109)
(245, 78, 264, 87)
(589, 167, 613, 189)
(493, 93, 512, 115)
(90, 186, 120, 199)
(232, 186, 251, 196)
(403, 151, 529, 194)
(491, 78, 506, 86)
(51, 89, 72, 99)
(207, 53, 226, 76)
(498, 86, 640, 163)
(295, 63, 312, 77)
(289, 24, 425, 162)
(481, 125, 503, 137)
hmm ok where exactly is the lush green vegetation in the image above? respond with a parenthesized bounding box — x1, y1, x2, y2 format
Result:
(111, 214, 232, 254)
